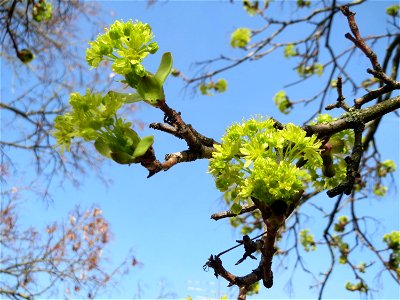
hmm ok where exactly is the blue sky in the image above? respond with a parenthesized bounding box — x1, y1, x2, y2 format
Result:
(1, 1, 399, 299)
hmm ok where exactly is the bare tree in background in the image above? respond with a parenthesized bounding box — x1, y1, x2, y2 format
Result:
(0, 0, 112, 183)
(0, 186, 135, 299)
(1, 1, 136, 299)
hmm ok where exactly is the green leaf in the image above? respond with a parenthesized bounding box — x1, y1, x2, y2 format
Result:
(124, 93, 143, 103)
(136, 74, 164, 105)
(230, 203, 242, 215)
(132, 135, 154, 158)
(123, 128, 141, 148)
(94, 138, 111, 158)
(155, 52, 173, 84)
(106, 91, 143, 104)
(110, 151, 136, 164)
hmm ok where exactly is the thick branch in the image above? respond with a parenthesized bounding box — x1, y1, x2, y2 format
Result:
(305, 95, 400, 138)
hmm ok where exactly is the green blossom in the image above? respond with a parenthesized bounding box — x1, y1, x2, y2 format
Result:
(32, 0, 52, 22)
(53, 89, 126, 151)
(373, 183, 388, 196)
(300, 229, 316, 252)
(334, 216, 349, 232)
(284, 44, 298, 58)
(345, 281, 369, 293)
(383, 231, 400, 250)
(378, 160, 396, 177)
(199, 79, 228, 96)
(53, 89, 154, 163)
(209, 116, 322, 205)
(242, 0, 259, 16)
(297, 0, 311, 8)
(230, 28, 251, 48)
(85, 20, 159, 86)
(296, 63, 324, 77)
(273, 90, 292, 114)
(386, 5, 399, 17)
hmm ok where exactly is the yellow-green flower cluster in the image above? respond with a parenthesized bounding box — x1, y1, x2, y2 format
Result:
(209, 116, 322, 205)
(53, 89, 128, 152)
(32, 0, 52, 22)
(54, 89, 154, 163)
(86, 20, 159, 88)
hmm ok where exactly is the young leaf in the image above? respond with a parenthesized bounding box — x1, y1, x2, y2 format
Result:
(136, 74, 164, 105)
(132, 135, 154, 158)
(110, 151, 136, 164)
(94, 138, 111, 158)
(124, 93, 144, 103)
(123, 128, 141, 148)
(155, 52, 173, 84)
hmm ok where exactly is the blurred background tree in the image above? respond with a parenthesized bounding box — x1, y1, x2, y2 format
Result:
(1, 1, 135, 298)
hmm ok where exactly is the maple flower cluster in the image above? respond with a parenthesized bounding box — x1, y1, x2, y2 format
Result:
(209, 117, 323, 206)
(86, 20, 158, 88)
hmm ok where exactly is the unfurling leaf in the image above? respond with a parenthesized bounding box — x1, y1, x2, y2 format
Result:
(94, 138, 111, 158)
(136, 74, 164, 105)
(132, 135, 154, 158)
(124, 93, 143, 103)
(111, 152, 136, 164)
(155, 52, 173, 84)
